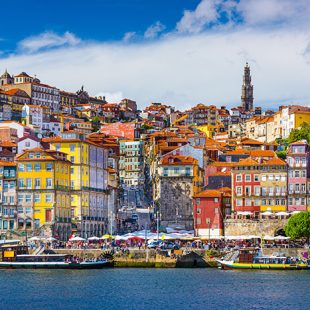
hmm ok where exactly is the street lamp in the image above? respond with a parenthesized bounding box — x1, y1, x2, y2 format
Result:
(206, 218, 211, 245)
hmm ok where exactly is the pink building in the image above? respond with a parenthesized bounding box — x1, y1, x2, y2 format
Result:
(287, 140, 310, 211)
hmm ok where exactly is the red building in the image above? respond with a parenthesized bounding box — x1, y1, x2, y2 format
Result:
(193, 188, 231, 237)
(231, 158, 261, 217)
(100, 122, 141, 139)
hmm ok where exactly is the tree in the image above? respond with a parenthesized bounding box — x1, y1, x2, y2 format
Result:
(276, 150, 287, 160)
(287, 122, 310, 144)
(284, 211, 310, 242)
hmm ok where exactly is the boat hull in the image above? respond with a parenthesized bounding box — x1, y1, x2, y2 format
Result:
(0, 261, 112, 269)
(217, 260, 309, 270)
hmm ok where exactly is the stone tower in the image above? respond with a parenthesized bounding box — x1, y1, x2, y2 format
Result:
(0, 69, 13, 86)
(241, 62, 254, 111)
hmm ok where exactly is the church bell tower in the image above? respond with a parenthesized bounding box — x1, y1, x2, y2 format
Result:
(241, 62, 254, 111)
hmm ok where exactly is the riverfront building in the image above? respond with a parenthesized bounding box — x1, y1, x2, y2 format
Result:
(16, 148, 71, 240)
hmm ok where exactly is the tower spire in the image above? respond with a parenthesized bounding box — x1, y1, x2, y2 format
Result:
(241, 62, 254, 111)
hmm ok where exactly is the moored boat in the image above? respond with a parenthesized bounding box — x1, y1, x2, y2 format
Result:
(0, 244, 111, 269)
(216, 248, 309, 270)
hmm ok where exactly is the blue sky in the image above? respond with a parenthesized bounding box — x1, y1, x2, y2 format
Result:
(1, 0, 310, 110)
(0, 0, 200, 52)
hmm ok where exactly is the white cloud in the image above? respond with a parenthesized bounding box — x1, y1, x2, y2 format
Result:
(18, 31, 81, 53)
(1, 1, 310, 111)
(175, 0, 310, 34)
(123, 32, 136, 43)
(144, 21, 166, 39)
(97, 91, 124, 103)
(176, 0, 220, 34)
(2, 28, 310, 111)
(237, 0, 310, 26)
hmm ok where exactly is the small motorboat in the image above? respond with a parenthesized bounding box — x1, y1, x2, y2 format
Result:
(216, 247, 309, 270)
(0, 244, 111, 269)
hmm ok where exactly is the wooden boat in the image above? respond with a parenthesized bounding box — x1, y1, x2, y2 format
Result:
(0, 244, 111, 269)
(216, 248, 309, 270)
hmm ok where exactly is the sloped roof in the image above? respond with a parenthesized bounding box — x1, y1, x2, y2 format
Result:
(194, 189, 221, 198)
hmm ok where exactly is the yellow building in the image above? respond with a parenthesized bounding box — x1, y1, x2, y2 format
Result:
(195, 124, 223, 139)
(16, 148, 72, 240)
(45, 132, 108, 238)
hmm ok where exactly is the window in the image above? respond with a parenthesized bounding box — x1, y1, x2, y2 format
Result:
(45, 194, 52, 203)
(18, 195, 24, 203)
(35, 153, 41, 159)
(46, 163, 53, 172)
(70, 167, 74, 174)
(70, 144, 75, 152)
(25, 207, 31, 214)
(245, 174, 251, 182)
(34, 194, 40, 202)
(236, 174, 242, 182)
(26, 178, 32, 189)
(26, 164, 32, 172)
(245, 186, 251, 196)
(9, 196, 14, 204)
(70, 156, 75, 163)
(46, 178, 53, 189)
(236, 199, 242, 206)
(236, 187, 242, 195)
(196, 218, 201, 225)
(174, 167, 179, 174)
(245, 199, 251, 206)
(25, 195, 31, 202)
(301, 184, 306, 192)
(301, 170, 306, 178)
(34, 163, 41, 172)
(197, 208, 201, 214)
(18, 179, 24, 188)
(185, 167, 191, 176)
(254, 199, 260, 206)
(268, 175, 274, 181)
(34, 178, 40, 188)
(261, 175, 266, 181)
(196, 198, 200, 205)
(214, 198, 219, 203)
(295, 170, 300, 177)
(254, 186, 260, 196)
(254, 175, 259, 182)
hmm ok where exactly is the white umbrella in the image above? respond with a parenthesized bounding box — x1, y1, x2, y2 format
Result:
(29, 236, 41, 241)
(263, 235, 275, 240)
(276, 212, 289, 216)
(261, 211, 273, 216)
(46, 237, 57, 242)
(115, 235, 127, 241)
(291, 211, 301, 215)
(274, 236, 290, 240)
(88, 236, 100, 241)
(70, 236, 86, 242)
(237, 211, 253, 215)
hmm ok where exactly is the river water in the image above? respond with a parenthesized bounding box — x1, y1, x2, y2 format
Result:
(1, 268, 310, 309)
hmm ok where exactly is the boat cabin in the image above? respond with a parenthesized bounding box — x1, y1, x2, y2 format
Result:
(1, 245, 28, 262)
(238, 248, 258, 263)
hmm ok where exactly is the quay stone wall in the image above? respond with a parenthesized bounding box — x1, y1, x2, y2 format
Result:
(224, 219, 289, 237)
